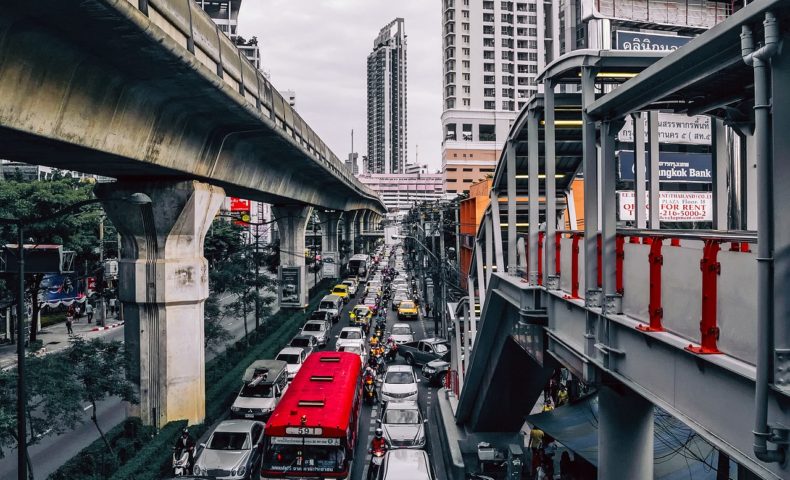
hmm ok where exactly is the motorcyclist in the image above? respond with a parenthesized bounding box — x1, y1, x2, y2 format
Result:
(174, 427, 196, 473)
(370, 428, 387, 454)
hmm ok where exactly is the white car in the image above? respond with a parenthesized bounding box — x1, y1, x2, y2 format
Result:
(337, 344, 368, 368)
(380, 365, 420, 403)
(380, 401, 426, 448)
(276, 347, 307, 381)
(301, 319, 331, 346)
(389, 323, 415, 344)
(336, 327, 366, 350)
(341, 279, 358, 296)
(193, 420, 265, 480)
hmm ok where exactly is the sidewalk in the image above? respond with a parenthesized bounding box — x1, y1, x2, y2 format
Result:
(0, 313, 124, 370)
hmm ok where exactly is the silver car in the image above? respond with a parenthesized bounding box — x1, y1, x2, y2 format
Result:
(380, 365, 420, 403)
(377, 449, 434, 480)
(380, 401, 426, 448)
(193, 420, 265, 480)
(301, 319, 330, 346)
(389, 323, 415, 344)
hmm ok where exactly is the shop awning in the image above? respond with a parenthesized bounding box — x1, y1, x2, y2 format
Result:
(527, 394, 731, 479)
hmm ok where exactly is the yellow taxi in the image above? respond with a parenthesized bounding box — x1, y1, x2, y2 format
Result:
(331, 284, 350, 303)
(397, 300, 419, 320)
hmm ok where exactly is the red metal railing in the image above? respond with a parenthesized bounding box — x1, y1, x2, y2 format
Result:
(519, 229, 757, 355)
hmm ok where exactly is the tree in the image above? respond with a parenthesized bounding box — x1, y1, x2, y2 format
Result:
(63, 337, 137, 457)
(0, 178, 109, 344)
(0, 353, 83, 479)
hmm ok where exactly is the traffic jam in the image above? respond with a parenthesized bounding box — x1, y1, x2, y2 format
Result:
(176, 243, 449, 480)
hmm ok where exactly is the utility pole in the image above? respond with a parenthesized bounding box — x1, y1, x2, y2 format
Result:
(254, 224, 261, 329)
(439, 206, 447, 338)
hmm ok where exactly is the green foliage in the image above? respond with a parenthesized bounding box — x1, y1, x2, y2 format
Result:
(64, 337, 137, 408)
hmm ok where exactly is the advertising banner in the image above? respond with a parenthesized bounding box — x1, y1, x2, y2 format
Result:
(321, 251, 339, 278)
(618, 191, 712, 222)
(615, 31, 693, 52)
(618, 150, 712, 183)
(617, 113, 711, 145)
(229, 197, 251, 212)
(278, 266, 302, 308)
(39, 273, 88, 308)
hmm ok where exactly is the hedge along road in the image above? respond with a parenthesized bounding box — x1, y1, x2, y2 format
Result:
(0, 274, 324, 480)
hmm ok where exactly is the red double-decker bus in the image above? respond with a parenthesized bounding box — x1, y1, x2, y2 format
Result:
(261, 351, 362, 479)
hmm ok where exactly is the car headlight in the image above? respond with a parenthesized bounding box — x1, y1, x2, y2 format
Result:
(237, 465, 247, 477)
(193, 465, 202, 475)
(231, 406, 240, 412)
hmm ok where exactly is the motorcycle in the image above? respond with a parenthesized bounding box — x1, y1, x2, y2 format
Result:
(363, 375, 378, 405)
(172, 446, 193, 476)
(368, 446, 387, 479)
(384, 341, 398, 362)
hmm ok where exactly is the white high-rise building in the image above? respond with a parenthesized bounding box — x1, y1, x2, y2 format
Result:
(367, 18, 408, 175)
(441, 0, 551, 195)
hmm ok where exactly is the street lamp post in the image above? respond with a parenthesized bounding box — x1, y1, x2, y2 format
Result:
(0, 193, 151, 480)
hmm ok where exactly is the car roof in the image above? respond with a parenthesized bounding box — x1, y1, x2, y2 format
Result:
(214, 419, 258, 433)
(304, 320, 327, 325)
(382, 449, 431, 478)
(387, 365, 413, 373)
(392, 323, 412, 329)
(384, 400, 419, 411)
(321, 294, 341, 301)
(278, 347, 304, 355)
(332, 284, 348, 289)
(340, 326, 363, 332)
(291, 334, 315, 342)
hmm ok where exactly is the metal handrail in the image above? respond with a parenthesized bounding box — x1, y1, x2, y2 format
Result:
(551, 229, 757, 243)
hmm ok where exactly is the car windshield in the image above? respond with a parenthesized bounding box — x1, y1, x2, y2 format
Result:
(392, 326, 412, 336)
(434, 343, 449, 354)
(340, 330, 362, 340)
(277, 354, 301, 364)
(208, 432, 249, 450)
(303, 323, 324, 332)
(290, 338, 311, 348)
(332, 287, 346, 294)
(353, 308, 369, 316)
(240, 383, 274, 398)
(319, 302, 336, 310)
(400, 301, 415, 309)
(339, 345, 362, 355)
(384, 409, 420, 424)
(385, 371, 415, 385)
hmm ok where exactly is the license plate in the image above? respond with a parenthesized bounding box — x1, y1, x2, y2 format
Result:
(245, 414, 254, 418)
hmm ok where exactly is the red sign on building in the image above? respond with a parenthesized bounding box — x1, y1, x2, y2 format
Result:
(229, 197, 251, 212)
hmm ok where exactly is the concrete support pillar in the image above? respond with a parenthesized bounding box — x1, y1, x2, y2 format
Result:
(96, 180, 225, 427)
(527, 110, 540, 285)
(318, 211, 341, 253)
(344, 211, 358, 258)
(599, 385, 654, 479)
(544, 80, 557, 285)
(273, 204, 312, 308)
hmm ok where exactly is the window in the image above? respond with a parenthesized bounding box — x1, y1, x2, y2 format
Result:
(447, 178, 457, 182)
(502, 63, 514, 73)
(502, 75, 514, 85)
(463, 98, 470, 106)
(483, 0, 494, 9)
(484, 38, 495, 47)
(445, 123, 457, 141)
(462, 48, 470, 56)
(463, 179, 474, 183)
(483, 25, 495, 35)
(481, 168, 495, 172)
(501, 14, 513, 23)
(484, 101, 495, 110)
(484, 50, 495, 60)
(502, 38, 514, 49)
(501, 26, 513, 36)
(483, 63, 495, 72)
(484, 75, 495, 85)
(463, 22, 470, 31)
(462, 60, 470, 69)
(462, 73, 471, 80)
(462, 124, 473, 141)
(484, 88, 495, 97)
(463, 168, 474, 172)
(446, 98, 456, 109)
(463, 10, 469, 18)
(448, 189, 458, 194)
(502, 88, 514, 98)
(463, 85, 470, 94)
(479, 124, 496, 141)
(463, 35, 470, 44)
(483, 13, 495, 22)
(502, 51, 513, 61)
(447, 168, 457, 172)
(502, 101, 514, 110)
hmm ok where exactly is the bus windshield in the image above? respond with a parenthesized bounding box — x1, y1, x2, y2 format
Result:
(264, 444, 346, 473)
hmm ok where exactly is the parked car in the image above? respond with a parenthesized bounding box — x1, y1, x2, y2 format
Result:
(398, 338, 450, 366)
(379, 401, 426, 448)
(377, 448, 434, 480)
(288, 335, 319, 357)
(192, 420, 265, 479)
(397, 300, 419, 321)
(389, 323, 415, 344)
(379, 365, 419, 404)
(301, 319, 331, 346)
(275, 347, 307, 381)
(336, 326, 366, 350)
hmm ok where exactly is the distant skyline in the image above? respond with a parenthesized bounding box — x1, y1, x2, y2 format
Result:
(237, 0, 441, 171)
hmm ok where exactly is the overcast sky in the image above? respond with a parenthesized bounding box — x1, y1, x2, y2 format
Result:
(238, 0, 442, 171)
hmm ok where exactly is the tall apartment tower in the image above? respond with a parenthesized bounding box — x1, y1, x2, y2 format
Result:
(441, 0, 551, 195)
(367, 18, 408, 175)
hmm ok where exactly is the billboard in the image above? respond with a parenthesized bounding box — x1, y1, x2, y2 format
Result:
(615, 31, 693, 52)
(617, 113, 711, 145)
(618, 191, 712, 222)
(278, 266, 303, 308)
(39, 273, 88, 308)
(229, 197, 251, 212)
(618, 151, 712, 183)
(321, 251, 339, 279)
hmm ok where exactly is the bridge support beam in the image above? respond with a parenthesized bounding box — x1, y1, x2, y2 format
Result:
(96, 180, 224, 427)
(599, 384, 654, 479)
(273, 204, 312, 308)
(318, 211, 342, 253)
(344, 211, 358, 259)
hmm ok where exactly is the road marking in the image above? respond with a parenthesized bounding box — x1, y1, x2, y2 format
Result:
(83, 404, 93, 411)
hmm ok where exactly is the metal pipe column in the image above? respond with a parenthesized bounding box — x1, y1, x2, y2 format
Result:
(489, 190, 505, 271)
(581, 67, 600, 303)
(527, 110, 540, 285)
(506, 142, 518, 275)
(544, 79, 557, 285)
(484, 216, 494, 285)
(647, 112, 661, 229)
(633, 113, 647, 229)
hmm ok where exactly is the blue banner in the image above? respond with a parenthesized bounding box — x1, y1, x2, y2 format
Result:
(618, 151, 712, 183)
(615, 31, 692, 51)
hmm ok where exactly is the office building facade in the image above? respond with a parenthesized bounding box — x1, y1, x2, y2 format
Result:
(367, 18, 408, 175)
(357, 173, 444, 212)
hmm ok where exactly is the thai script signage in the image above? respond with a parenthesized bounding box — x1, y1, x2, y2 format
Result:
(618, 151, 712, 183)
(618, 191, 712, 222)
(618, 113, 711, 145)
(615, 31, 693, 51)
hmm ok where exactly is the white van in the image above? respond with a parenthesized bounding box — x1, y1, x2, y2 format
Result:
(230, 360, 288, 420)
(317, 294, 344, 322)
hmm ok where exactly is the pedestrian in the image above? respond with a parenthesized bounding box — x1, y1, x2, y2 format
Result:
(424, 304, 431, 319)
(65, 310, 74, 335)
(85, 302, 94, 324)
(109, 297, 117, 316)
